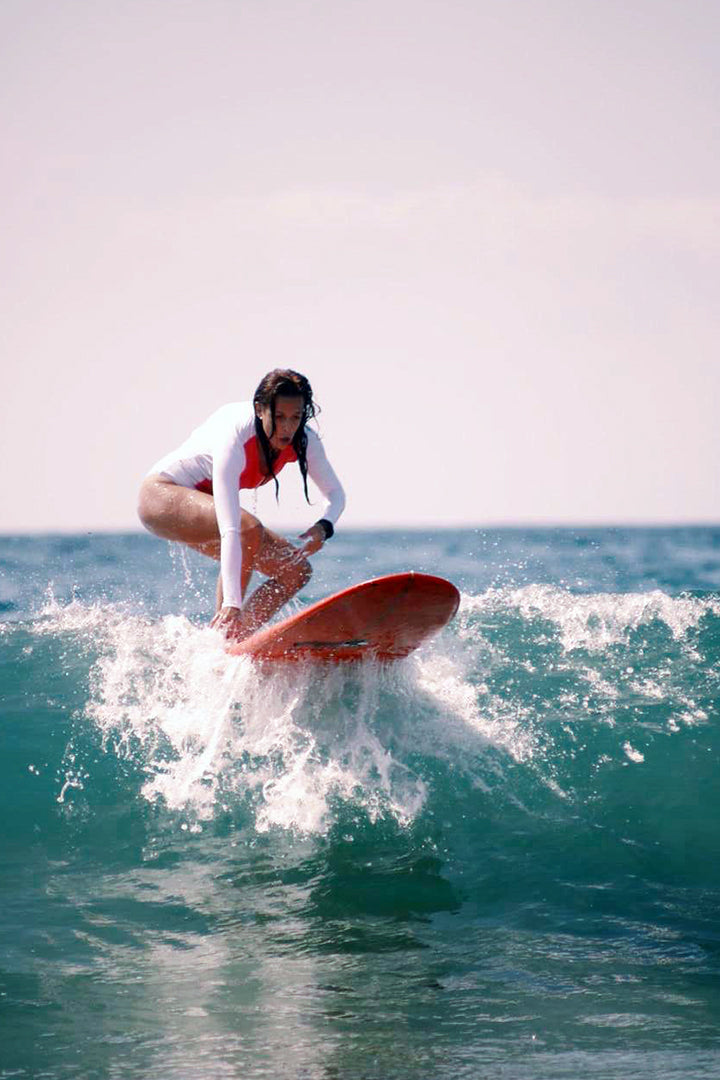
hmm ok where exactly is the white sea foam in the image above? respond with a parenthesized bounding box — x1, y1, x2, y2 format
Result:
(460, 585, 719, 652)
(455, 584, 718, 757)
(408, 649, 537, 768)
(623, 742, 645, 764)
(35, 583, 717, 832)
(36, 596, 523, 834)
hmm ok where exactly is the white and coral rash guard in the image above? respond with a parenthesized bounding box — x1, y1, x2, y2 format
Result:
(149, 402, 346, 608)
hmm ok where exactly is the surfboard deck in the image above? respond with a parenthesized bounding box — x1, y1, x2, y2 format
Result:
(226, 572, 460, 663)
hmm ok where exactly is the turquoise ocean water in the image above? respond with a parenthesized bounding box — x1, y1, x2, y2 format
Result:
(2, 527, 720, 1079)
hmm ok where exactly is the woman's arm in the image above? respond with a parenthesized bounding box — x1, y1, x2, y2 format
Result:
(301, 431, 346, 552)
(211, 424, 248, 610)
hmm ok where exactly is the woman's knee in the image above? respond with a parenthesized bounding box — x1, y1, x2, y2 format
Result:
(138, 478, 182, 540)
(257, 528, 312, 588)
(242, 521, 264, 569)
(137, 477, 164, 534)
(277, 554, 312, 591)
(295, 557, 313, 590)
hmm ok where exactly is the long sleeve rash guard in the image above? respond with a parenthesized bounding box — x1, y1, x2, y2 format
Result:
(149, 402, 346, 608)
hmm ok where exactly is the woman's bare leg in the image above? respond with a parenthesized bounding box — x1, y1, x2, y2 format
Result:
(138, 475, 312, 636)
(138, 475, 261, 610)
(138, 475, 222, 547)
(232, 527, 312, 635)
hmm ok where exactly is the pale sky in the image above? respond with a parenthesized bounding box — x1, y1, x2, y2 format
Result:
(2, 0, 718, 531)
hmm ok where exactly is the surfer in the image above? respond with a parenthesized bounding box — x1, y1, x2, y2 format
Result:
(137, 370, 345, 641)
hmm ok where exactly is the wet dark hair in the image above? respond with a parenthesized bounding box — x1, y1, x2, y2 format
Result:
(253, 369, 317, 502)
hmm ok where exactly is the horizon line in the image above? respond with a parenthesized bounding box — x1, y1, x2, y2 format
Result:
(2, 519, 720, 538)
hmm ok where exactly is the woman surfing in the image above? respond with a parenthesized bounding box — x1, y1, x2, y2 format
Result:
(138, 370, 345, 641)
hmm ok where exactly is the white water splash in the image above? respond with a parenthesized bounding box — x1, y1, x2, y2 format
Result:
(37, 583, 714, 831)
(461, 585, 719, 652)
(37, 596, 515, 834)
(407, 650, 537, 770)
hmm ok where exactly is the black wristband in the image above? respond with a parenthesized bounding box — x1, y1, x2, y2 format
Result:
(316, 518, 334, 540)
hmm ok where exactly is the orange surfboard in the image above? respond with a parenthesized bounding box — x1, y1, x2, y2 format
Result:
(227, 572, 460, 663)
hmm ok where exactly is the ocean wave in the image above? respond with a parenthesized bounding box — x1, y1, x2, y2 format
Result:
(460, 584, 720, 652)
(21, 583, 720, 842)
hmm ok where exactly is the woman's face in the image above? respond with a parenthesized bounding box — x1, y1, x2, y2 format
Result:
(256, 394, 304, 451)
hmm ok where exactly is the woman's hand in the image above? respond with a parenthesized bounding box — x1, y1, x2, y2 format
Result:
(210, 606, 249, 641)
(297, 523, 326, 556)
